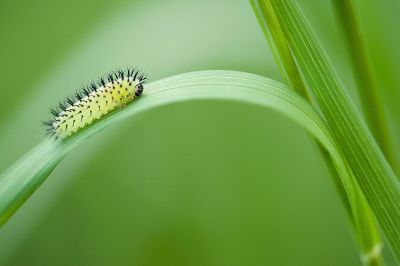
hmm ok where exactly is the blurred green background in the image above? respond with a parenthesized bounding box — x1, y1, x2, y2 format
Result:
(1, 0, 399, 265)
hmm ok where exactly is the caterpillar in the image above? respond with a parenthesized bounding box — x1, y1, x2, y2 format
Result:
(44, 68, 146, 139)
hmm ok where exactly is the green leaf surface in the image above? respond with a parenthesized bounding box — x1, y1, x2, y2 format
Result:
(267, 0, 400, 262)
(0, 70, 357, 235)
(250, 2, 383, 264)
(333, 0, 395, 171)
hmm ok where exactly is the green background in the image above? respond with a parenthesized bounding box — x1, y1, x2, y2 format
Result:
(1, 0, 399, 265)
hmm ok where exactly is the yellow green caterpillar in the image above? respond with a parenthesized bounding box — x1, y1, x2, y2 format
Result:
(44, 68, 146, 139)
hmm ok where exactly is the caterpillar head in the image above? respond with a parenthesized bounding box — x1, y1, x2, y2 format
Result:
(135, 83, 144, 97)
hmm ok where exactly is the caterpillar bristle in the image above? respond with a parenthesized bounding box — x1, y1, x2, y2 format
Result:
(117, 70, 124, 79)
(50, 108, 59, 116)
(49, 131, 56, 139)
(42, 120, 53, 126)
(89, 83, 97, 92)
(99, 78, 105, 87)
(107, 73, 114, 83)
(59, 103, 66, 111)
(82, 87, 90, 96)
(66, 97, 74, 106)
(75, 91, 83, 101)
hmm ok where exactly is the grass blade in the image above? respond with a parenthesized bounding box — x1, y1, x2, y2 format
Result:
(0, 70, 366, 241)
(250, 1, 384, 264)
(267, 0, 400, 261)
(333, 0, 396, 171)
(250, 0, 307, 97)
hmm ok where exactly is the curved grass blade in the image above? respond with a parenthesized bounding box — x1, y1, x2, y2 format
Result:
(0, 70, 375, 262)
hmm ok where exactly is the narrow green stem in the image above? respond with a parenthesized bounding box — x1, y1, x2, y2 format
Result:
(250, 0, 307, 97)
(250, 0, 351, 214)
(267, 0, 400, 262)
(250, 1, 385, 265)
(333, 0, 397, 173)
